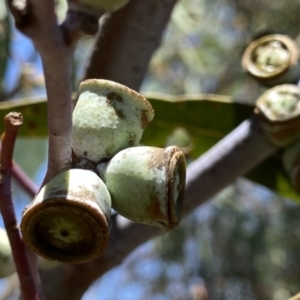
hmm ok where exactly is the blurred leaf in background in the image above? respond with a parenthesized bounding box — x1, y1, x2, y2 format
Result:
(1, 0, 300, 299)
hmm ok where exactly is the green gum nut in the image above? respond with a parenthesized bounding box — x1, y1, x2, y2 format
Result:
(20, 169, 111, 264)
(0, 228, 15, 278)
(72, 79, 154, 164)
(97, 146, 186, 231)
(68, 0, 130, 17)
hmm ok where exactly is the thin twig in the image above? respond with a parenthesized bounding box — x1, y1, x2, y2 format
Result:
(0, 112, 40, 300)
(12, 162, 38, 197)
(0, 142, 38, 198)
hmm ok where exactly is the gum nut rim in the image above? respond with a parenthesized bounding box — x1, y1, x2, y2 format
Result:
(165, 146, 186, 229)
(72, 79, 154, 162)
(242, 34, 298, 79)
(79, 79, 154, 124)
(256, 84, 300, 122)
(100, 146, 186, 231)
(21, 198, 110, 264)
(20, 168, 111, 264)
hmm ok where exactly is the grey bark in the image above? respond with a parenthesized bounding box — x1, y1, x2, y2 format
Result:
(84, 0, 178, 91)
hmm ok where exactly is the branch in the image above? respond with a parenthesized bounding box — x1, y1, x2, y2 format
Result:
(6, 0, 88, 185)
(84, 0, 178, 91)
(0, 135, 39, 200)
(12, 162, 38, 197)
(0, 112, 40, 300)
(60, 10, 99, 48)
(40, 117, 278, 300)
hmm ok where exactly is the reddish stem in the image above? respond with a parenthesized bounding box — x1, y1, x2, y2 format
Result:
(0, 112, 40, 300)
(12, 162, 38, 198)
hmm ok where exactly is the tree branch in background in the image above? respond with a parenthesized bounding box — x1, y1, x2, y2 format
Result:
(84, 0, 178, 91)
(0, 112, 40, 300)
(40, 116, 278, 300)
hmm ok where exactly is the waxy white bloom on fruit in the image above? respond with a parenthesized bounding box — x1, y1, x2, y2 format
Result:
(72, 79, 154, 163)
(97, 146, 186, 231)
(0, 228, 15, 278)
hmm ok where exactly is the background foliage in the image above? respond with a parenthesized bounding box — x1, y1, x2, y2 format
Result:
(1, 0, 300, 299)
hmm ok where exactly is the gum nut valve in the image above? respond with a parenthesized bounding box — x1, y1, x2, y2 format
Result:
(255, 84, 300, 146)
(68, 0, 131, 17)
(72, 79, 154, 164)
(20, 169, 111, 264)
(97, 146, 186, 231)
(0, 228, 15, 278)
(242, 34, 300, 86)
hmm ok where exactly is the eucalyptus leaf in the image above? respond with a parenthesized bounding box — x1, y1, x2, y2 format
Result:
(0, 92, 298, 202)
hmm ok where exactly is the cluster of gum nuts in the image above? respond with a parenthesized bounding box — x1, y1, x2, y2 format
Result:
(19, 79, 186, 264)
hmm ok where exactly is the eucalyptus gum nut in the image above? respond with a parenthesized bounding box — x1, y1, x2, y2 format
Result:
(255, 84, 300, 146)
(0, 228, 15, 278)
(98, 146, 186, 231)
(72, 79, 154, 163)
(242, 34, 300, 86)
(68, 0, 130, 17)
(20, 169, 111, 264)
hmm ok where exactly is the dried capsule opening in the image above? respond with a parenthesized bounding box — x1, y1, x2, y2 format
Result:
(242, 35, 298, 80)
(21, 199, 110, 264)
(165, 147, 186, 231)
(256, 84, 300, 122)
(251, 41, 289, 73)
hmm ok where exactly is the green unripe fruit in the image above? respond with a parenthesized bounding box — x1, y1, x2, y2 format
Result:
(97, 146, 186, 231)
(0, 228, 15, 278)
(21, 169, 111, 264)
(68, 0, 130, 17)
(72, 79, 154, 164)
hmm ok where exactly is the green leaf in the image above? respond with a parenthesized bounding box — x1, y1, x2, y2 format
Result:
(142, 93, 254, 156)
(0, 92, 298, 202)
